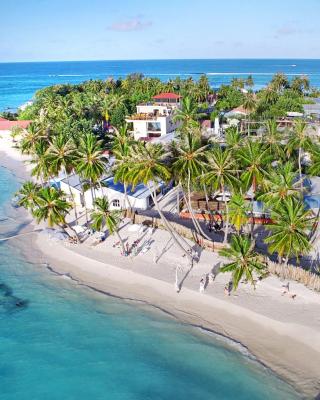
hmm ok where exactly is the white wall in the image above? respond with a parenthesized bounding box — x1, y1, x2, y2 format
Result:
(127, 115, 180, 140)
(85, 187, 149, 210)
(60, 181, 80, 203)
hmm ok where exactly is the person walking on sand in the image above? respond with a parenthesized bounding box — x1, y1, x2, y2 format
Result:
(199, 275, 207, 293)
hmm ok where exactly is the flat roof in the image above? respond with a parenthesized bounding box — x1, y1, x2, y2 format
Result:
(103, 177, 162, 199)
(61, 174, 82, 191)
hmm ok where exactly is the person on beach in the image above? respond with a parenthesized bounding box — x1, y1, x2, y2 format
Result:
(224, 282, 232, 296)
(199, 275, 208, 293)
(199, 278, 205, 293)
(281, 282, 290, 295)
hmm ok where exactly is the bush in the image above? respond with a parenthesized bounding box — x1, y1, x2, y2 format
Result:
(110, 104, 128, 128)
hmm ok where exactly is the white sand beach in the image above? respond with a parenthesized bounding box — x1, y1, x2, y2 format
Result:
(1, 131, 320, 398)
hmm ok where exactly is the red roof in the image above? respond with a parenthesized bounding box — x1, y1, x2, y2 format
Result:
(0, 120, 32, 130)
(0, 117, 7, 121)
(152, 92, 181, 100)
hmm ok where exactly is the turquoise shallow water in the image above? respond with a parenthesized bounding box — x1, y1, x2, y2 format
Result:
(1, 59, 320, 111)
(0, 166, 301, 399)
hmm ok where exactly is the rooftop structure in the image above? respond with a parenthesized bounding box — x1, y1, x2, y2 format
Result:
(59, 174, 170, 211)
(152, 92, 181, 102)
(224, 106, 248, 118)
(0, 119, 32, 131)
(126, 92, 182, 141)
(304, 103, 320, 118)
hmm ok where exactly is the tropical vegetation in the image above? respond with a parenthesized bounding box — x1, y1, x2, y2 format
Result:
(13, 72, 320, 291)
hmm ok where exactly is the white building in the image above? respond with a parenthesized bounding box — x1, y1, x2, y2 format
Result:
(126, 92, 182, 141)
(59, 174, 171, 211)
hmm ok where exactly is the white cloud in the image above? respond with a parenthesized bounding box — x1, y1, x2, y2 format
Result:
(108, 19, 152, 32)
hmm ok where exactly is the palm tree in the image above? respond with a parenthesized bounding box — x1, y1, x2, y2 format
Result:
(263, 119, 284, 160)
(198, 75, 211, 101)
(264, 197, 313, 264)
(263, 87, 279, 106)
(109, 124, 133, 153)
(231, 78, 245, 90)
(224, 126, 242, 150)
(124, 142, 193, 261)
(219, 234, 266, 291)
(101, 94, 126, 117)
(29, 140, 51, 186)
(257, 162, 301, 207)
(287, 119, 312, 192)
(245, 75, 254, 90)
(112, 125, 135, 216)
(228, 193, 250, 234)
(237, 140, 271, 194)
(47, 133, 79, 220)
(76, 133, 107, 206)
(243, 91, 256, 113)
(172, 131, 210, 240)
(237, 140, 272, 237)
(16, 181, 41, 211)
(173, 97, 205, 130)
(19, 123, 43, 155)
(201, 147, 240, 242)
(10, 125, 23, 143)
(308, 145, 320, 177)
(270, 73, 289, 93)
(31, 186, 80, 241)
(242, 92, 256, 136)
(291, 76, 310, 93)
(90, 197, 126, 255)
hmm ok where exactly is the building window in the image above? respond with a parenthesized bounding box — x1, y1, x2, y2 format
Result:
(112, 199, 120, 208)
(147, 122, 161, 132)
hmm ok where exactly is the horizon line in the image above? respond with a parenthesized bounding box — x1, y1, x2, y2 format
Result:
(1, 57, 320, 64)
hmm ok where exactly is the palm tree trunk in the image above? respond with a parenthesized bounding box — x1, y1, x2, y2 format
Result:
(186, 170, 212, 241)
(65, 169, 78, 223)
(90, 179, 95, 208)
(202, 179, 210, 211)
(250, 177, 256, 239)
(147, 183, 192, 262)
(79, 177, 89, 225)
(250, 197, 255, 240)
(223, 200, 229, 243)
(62, 222, 81, 244)
(115, 230, 126, 256)
(98, 181, 104, 197)
(176, 183, 181, 215)
(298, 147, 303, 193)
(124, 182, 133, 221)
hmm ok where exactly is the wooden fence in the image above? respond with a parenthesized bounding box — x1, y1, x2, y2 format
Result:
(133, 213, 227, 252)
(132, 213, 320, 292)
(267, 260, 320, 292)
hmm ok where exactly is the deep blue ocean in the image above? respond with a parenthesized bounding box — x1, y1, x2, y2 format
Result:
(1, 59, 320, 111)
(0, 60, 305, 399)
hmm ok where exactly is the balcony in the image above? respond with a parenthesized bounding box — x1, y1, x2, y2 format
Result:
(126, 113, 168, 121)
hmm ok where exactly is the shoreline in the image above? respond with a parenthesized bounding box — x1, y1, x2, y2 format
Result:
(1, 136, 320, 398)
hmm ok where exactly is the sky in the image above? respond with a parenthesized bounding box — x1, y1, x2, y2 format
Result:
(1, 0, 320, 62)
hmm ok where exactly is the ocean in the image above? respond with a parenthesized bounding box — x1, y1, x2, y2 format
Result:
(0, 59, 304, 399)
(1, 59, 320, 111)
